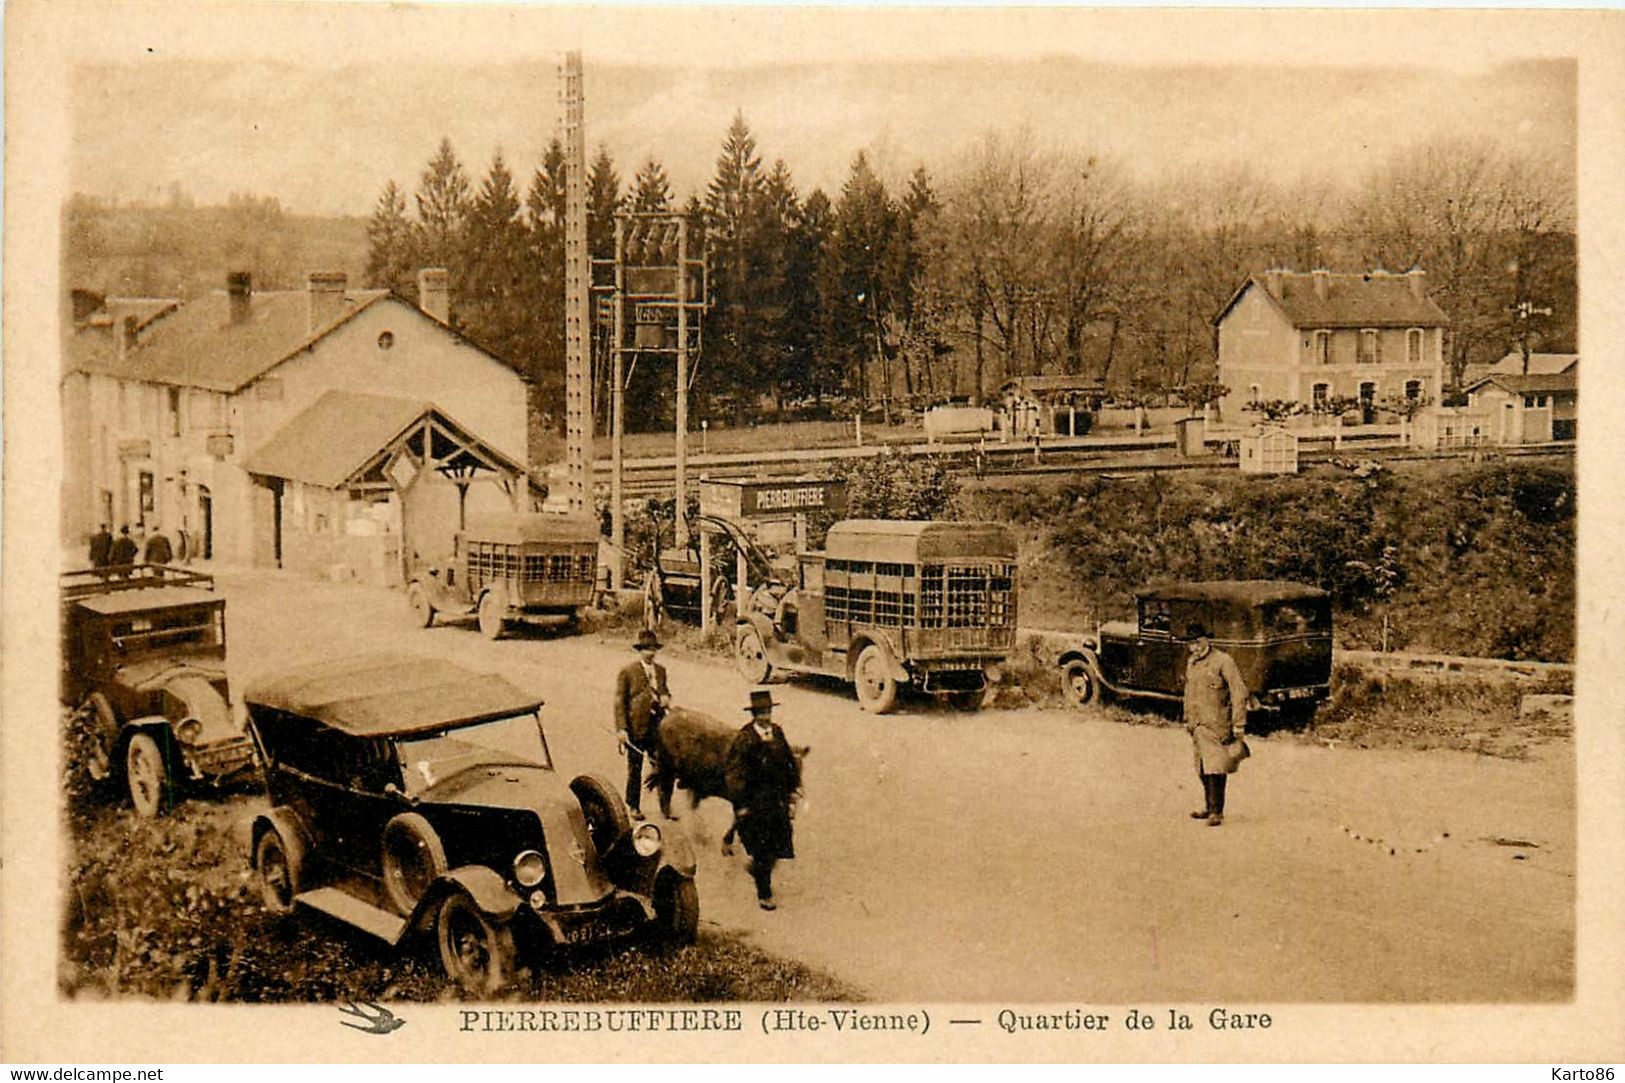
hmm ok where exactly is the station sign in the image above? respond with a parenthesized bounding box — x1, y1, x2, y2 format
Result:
(699, 479, 847, 521)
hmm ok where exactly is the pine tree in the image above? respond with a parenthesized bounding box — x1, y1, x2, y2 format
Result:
(462, 151, 529, 363)
(830, 151, 899, 416)
(414, 137, 472, 279)
(588, 146, 623, 263)
(631, 158, 673, 213)
(364, 179, 418, 296)
(704, 112, 769, 421)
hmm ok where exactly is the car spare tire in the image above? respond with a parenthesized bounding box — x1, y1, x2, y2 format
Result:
(570, 773, 630, 857)
(381, 812, 449, 916)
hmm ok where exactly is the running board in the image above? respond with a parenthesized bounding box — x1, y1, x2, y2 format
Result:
(296, 887, 408, 945)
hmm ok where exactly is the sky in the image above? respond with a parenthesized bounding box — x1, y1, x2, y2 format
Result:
(61, 6, 1579, 217)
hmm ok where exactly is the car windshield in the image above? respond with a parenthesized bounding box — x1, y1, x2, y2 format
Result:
(395, 712, 551, 795)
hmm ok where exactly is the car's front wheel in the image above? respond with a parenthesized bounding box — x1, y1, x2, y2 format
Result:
(255, 828, 304, 914)
(382, 813, 449, 916)
(408, 583, 436, 628)
(125, 731, 172, 817)
(1061, 658, 1100, 707)
(436, 892, 516, 996)
(477, 586, 507, 640)
(653, 873, 699, 946)
(853, 644, 899, 714)
(735, 627, 772, 684)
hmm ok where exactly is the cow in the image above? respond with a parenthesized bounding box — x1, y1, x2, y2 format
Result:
(645, 705, 809, 854)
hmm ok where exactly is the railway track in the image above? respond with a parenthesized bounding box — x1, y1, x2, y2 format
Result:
(597, 439, 1573, 499)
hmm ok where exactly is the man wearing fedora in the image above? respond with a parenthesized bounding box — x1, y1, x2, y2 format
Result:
(614, 628, 672, 819)
(726, 689, 802, 910)
(1184, 623, 1250, 826)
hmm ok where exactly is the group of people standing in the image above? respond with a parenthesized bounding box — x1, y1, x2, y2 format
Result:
(88, 522, 176, 571)
(606, 616, 1251, 913)
(613, 628, 802, 911)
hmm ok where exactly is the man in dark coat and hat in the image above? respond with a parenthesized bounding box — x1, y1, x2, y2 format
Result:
(88, 523, 114, 569)
(726, 688, 801, 910)
(1183, 624, 1250, 826)
(613, 628, 671, 819)
(109, 525, 139, 575)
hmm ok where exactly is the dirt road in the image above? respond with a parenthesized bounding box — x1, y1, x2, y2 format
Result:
(219, 570, 1574, 1002)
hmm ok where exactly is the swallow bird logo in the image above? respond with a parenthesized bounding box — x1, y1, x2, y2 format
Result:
(338, 1000, 406, 1035)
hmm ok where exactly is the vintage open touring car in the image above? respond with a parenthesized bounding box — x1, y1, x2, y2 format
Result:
(245, 653, 698, 994)
(60, 565, 256, 816)
(1057, 579, 1334, 725)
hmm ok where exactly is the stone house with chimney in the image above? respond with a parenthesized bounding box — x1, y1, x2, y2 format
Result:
(61, 269, 534, 584)
(1215, 269, 1449, 420)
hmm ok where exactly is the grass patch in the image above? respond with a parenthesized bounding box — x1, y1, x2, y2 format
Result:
(1291, 663, 1572, 759)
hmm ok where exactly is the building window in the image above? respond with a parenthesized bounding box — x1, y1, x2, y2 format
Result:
(1524, 395, 1536, 408)
(377, 331, 395, 351)
(1358, 329, 1379, 365)
(1312, 383, 1330, 408)
(167, 387, 181, 437)
(1406, 328, 1423, 365)
(1314, 330, 1331, 365)
(1405, 379, 1422, 402)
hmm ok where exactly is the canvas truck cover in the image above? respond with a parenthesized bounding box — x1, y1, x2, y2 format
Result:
(824, 520, 1018, 565)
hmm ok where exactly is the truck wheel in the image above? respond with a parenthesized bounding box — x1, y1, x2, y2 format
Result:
(255, 827, 304, 914)
(408, 583, 436, 628)
(382, 812, 449, 916)
(1061, 659, 1099, 707)
(437, 891, 516, 995)
(735, 627, 772, 684)
(653, 873, 699, 946)
(125, 732, 172, 817)
(81, 693, 120, 781)
(477, 587, 507, 639)
(854, 644, 899, 714)
(570, 774, 630, 857)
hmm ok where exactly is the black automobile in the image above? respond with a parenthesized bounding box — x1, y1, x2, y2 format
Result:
(1058, 580, 1333, 724)
(60, 565, 255, 816)
(245, 653, 698, 994)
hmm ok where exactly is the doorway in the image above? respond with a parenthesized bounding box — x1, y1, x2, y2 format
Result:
(197, 486, 213, 560)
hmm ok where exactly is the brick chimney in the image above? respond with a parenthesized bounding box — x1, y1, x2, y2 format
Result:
(305, 271, 348, 334)
(1311, 268, 1330, 300)
(117, 315, 139, 362)
(1406, 267, 1427, 301)
(227, 271, 252, 325)
(417, 267, 451, 324)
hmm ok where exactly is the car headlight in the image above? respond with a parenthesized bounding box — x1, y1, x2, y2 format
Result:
(984, 665, 1003, 684)
(513, 849, 547, 887)
(177, 718, 203, 744)
(631, 822, 662, 858)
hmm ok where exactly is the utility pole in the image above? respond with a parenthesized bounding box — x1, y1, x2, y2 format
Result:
(1509, 298, 1552, 376)
(675, 218, 690, 549)
(610, 217, 626, 590)
(560, 51, 590, 514)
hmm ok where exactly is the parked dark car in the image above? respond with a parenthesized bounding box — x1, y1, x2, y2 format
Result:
(245, 653, 697, 994)
(60, 565, 255, 816)
(1058, 580, 1333, 724)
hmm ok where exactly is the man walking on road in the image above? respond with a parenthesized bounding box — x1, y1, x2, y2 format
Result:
(614, 628, 671, 820)
(726, 688, 802, 910)
(109, 525, 139, 574)
(1184, 624, 1250, 826)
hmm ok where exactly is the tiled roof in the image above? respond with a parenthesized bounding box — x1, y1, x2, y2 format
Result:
(65, 287, 392, 392)
(1462, 352, 1577, 384)
(242, 391, 435, 488)
(1464, 371, 1577, 396)
(1218, 271, 1450, 329)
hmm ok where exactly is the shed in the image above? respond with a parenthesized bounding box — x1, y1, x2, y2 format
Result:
(1239, 426, 1299, 474)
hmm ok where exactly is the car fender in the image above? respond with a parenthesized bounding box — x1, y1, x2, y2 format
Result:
(738, 610, 776, 647)
(848, 633, 908, 683)
(251, 805, 310, 860)
(658, 829, 697, 878)
(413, 865, 521, 932)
